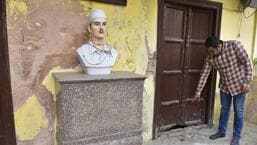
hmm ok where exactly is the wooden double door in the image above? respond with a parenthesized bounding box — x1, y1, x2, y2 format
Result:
(154, 0, 222, 137)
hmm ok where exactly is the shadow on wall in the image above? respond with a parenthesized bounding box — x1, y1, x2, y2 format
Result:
(245, 75, 257, 124)
(244, 59, 257, 124)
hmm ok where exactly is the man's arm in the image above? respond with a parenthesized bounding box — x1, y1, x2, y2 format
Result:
(233, 41, 253, 92)
(193, 58, 212, 102)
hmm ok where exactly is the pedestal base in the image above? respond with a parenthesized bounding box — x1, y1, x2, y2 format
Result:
(54, 72, 145, 145)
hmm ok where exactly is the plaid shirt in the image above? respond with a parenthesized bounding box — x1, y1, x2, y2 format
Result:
(195, 40, 253, 96)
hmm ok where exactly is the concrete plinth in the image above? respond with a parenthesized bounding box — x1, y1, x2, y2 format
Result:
(53, 72, 145, 145)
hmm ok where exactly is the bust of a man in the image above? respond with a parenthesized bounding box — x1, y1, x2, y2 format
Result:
(76, 9, 117, 75)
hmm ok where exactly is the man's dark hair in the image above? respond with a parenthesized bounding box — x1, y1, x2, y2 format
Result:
(205, 36, 221, 48)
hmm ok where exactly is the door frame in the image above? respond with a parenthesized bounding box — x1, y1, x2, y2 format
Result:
(153, 0, 222, 139)
(0, 0, 17, 144)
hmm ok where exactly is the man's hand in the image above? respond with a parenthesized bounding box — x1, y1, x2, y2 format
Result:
(241, 84, 250, 93)
(192, 95, 201, 103)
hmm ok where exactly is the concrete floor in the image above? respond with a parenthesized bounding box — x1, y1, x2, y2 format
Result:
(143, 122, 257, 145)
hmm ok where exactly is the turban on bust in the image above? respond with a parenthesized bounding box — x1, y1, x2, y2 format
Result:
(88, 9, 106, 24)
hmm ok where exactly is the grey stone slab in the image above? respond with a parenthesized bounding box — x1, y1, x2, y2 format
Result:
(63, 131, 142, 145)
(55, 72, 145, 145)
(53, 71, 146, 84)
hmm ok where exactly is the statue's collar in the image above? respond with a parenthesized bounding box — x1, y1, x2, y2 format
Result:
(88, 41, 111, 54)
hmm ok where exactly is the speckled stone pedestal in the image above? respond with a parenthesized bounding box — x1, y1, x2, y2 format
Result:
(53, 72, 145, 145)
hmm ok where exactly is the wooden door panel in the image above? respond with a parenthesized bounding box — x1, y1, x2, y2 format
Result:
(184, 8, 214, 123)
(183, 73, 205, 124)
(160, 104, 180, 130)
(184, 73, 200, 97)
(161, 43, 183, 70)
(159, 3, 186, 128)
(164, 5, 186, 39)
(160, 75, 181, 102)
(189, 44, 206, 69)
(184, 101, 203, 124)
(191, 9, 213, 40)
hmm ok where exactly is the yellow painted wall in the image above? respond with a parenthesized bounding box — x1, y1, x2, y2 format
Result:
(7, 0, 28, 17)
(7, 0, 257, 144)
(14, 95, 48, 140)
(212, 0, 255, 55)
(8, 0, 157, 144)
(80, 0, 157, 73)
(254, 13, 257, 59)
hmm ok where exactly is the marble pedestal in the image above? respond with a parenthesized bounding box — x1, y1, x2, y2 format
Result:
(53, 72, 145, 145)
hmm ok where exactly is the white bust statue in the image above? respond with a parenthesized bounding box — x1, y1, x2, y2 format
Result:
(76, 9, 117, 75)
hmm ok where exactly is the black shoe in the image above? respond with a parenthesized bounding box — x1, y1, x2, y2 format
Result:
(209, 132, 225, 140)
(230, 138, 240, 145)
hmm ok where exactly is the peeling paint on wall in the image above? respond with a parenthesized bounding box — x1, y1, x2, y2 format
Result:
(42, 66, 81, 101)
(143, 75, 155, 141)
(79, 0, 157, 73)
(54, 118, 57, 145)
(7, 0, 87, 144)
(14, 95, 48, 141)
(245, 77, 257, 124)
(7, 0, 28, 16)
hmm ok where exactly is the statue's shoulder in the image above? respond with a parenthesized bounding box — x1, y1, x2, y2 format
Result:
(110, 47, 117, 53)
(108, 46, 117, 57)
(106, 44, 117, 53)
(76, 43, 90, 53)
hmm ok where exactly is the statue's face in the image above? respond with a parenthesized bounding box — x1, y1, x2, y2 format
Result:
(88, 17, 107, 39)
